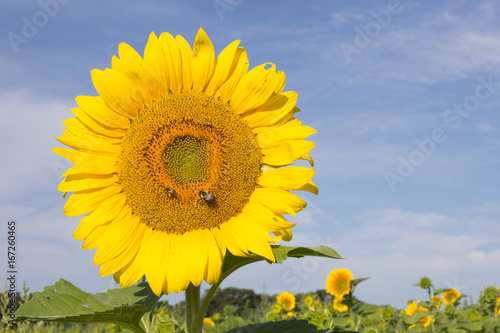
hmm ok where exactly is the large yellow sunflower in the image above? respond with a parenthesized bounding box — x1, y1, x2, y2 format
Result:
(53, 28, 317, 296)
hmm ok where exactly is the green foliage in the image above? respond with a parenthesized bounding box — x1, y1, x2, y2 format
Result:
(205, 287, 261, 317)
(15, 279, 159, 333)
(5, 249, 500, 333)
(224, 319, 348, 332)
(4, 281, 500, 332)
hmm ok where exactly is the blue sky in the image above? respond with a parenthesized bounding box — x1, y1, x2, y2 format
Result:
(1, 0, 500, 309)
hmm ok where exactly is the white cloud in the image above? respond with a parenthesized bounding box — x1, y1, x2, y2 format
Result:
(466, 249, 500, 268)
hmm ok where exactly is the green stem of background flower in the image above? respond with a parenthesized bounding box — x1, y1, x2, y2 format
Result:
(185, 283, 201, 333)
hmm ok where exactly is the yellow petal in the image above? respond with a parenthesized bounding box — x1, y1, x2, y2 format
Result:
(215, 47, 249, 103)
(114, 42, 161, 100)
(262, 140, 315, 166)
(61, 118, 122, 145)
(91, 68, 150, 118)
(210, 226, 226, 258)
(256, 118, 317, 148)
(114, 42, 143, 70)
(58, 173, 118, 192)
(299, 153, 314, 167)
(182, 230, 207, 287)
(73, 193, 127, 240)
(230, 63, 285, 114)
(143, 228, 169, 296)
(143, 32, 168, 96)
(295, 180, 319, 195)
(62, 155, 117, 177)
(71, 107, 126, 139)
(175, 35, 193, 91)
(159, 32, 183, 93)
(99, 222, 146, 277)
(53, 147, 99, 165)
(219, 217, 248, 257)
(191, 28, 215, 92)
(220, 216, 275, 262)
(273, 228, 293, 242)
(203, 229, 223, 284)
(82, 204, 132, 251)
(233, 215, 276, 262)
(244, 92, 297, 128)
(113, 237, 147, 288)
(93, 210, 141, 266)
(242, 200, 295, 232)
(205, 40, 240, 96)
(165, 233, 190, 294)
(75, 95, 130, 128)
(265, 106, 301, 130)
(56, 132, 120, 156)
(258, 166, 315, 190)
(251, 187, 307, 216)
(63, 184, 121, 217)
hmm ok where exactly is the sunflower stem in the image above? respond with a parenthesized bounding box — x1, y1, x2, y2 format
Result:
(185, 283, 201, 333)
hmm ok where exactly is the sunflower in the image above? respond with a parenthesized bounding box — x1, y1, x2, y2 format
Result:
(54, 28, 317, 296)
(303, 294, 314, 306)
(430, 295, 442, 308)
(203, 317, 215, 327)
(442, 288, 461, 305)
(326, 268, 353, 298)
(404, 301, 433, 329)
(272, 303, 282, 313)
(277, 292, 296, 311)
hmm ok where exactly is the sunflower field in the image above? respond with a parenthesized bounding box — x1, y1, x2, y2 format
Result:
(4, 26, 499, 333)
(4, 270, 500, 333)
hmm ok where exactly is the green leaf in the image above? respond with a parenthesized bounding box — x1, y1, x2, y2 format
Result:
(356, 303, 379, 315)
(452, 321, 483, 331)
(272, 245, 343, 264)
(221, 245, 343, 276)
(351, 277, 369, 288)
(16, 279, 159, 333)
(482, 317, 500, 330)
(224, 319, 356, 333)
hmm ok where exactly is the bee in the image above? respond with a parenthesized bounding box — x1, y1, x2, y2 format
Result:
(199, 190, 215, 203)
(166, 187, 176, 195)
